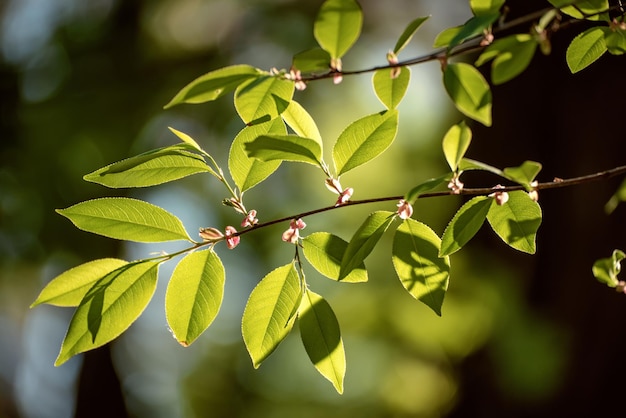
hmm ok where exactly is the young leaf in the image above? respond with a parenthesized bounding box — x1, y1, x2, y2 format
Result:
(442, 121, 472, 172)
(242, 263, 302, 368)
(281, 100, 323, 146)
(502, 160, 542, 188)
(299, 289, 346, 394)
(443, 63, 492, 127)
(292, 47, 332, 73)
(229, 118, 285, 192)
(164, 64, 262, 108)
(433, 26, 462, 48)
(404, 174, 452, 203)
(332, 110, 399, 176)
(165, 249, 225, 347)
(168, 127, 204, 153)
(31, 258, 128, 308)
(339, 211, 395, 280)
(393, 16, 430, 54)
(470, 0, 505, 15)
(487, 191, 542, 254)
(475, 34, 538, 85)
(55, 261, 160, 366)
(302, 232, 368, 283)
(234, 76, 295, 125)
(57, 197, 192, 243)
(605, 28, 626, 55)
(392, 218, 451, 316)
(245, 134, 324, 168)
(314, 0, 363, 59)
(605, 177, 626, 214)
(566, 27, 608, 73)
(372, 67, 411, 110)
(592, 249, 625, 287)
(549, 0, 609, 21)
(459, 158, 504, 177)
(447, 13, 499, 50)
(440, 196, 493, 256)
(83, 145, 213, 188)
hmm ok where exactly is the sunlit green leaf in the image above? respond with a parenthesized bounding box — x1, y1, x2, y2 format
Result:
(442, 121, 472, 172)
(392, 218, 450, 316)
(168, 127, 204, 153)
(302, 232, 367, 283)
(57, 198, 191, 243)
(333, 110, 399, 176)
(55, 261, 159, 366)
(393, 16, 430, 54)
(372, 67, 411, 110)
(229, 119, 285, 192)
(164, 64, 262, 108)
(443, 63, 492, 126)
(234, 76, 295, 125)
(281, 100, 323, 145)
(404, 174, 452, 202)
(605, 28, 626, 55)
(440, 196, 493, 256)
(165, 249, 225, 347)
(339, 211, 395, 280)
(487, 191, 542, 254)
(299, 289, 345, 393)
(84, 145, 212, 188)
(503, 160, 542, 188)
(31, 258, 128, 308)
(566, 27, 608, 73)
(448, 13, 499, 50)
(433, 26, 462, 48)
(592, 249, 625, 287)
(242, 264, 302, 368)
(459, 158, 504, 177)
(292, 48, 332, 73)
(475, 34, 538, 85)
(245, 134, 324, 167)
(549, 0, 609, 21)
(470, 0, 505, 15)
(314, 0, 363, 59)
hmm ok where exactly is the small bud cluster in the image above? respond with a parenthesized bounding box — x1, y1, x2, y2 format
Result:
(325, 178, 353, 206)
(489, 184, 509, 206)
(282, 218, 306, 244)
(396, 199, 413, 219)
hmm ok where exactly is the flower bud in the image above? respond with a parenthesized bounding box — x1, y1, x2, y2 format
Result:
(199, 227, 224, 241)
(396, 199, 413, 219)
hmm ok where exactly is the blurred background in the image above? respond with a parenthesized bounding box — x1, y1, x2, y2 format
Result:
(1, 0, 625, 417)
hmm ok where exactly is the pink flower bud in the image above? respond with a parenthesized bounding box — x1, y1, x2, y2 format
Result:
(325, 178, 343, 194)
(224, 226, 240, 249)
(396, 199, 413, 220)
(335, 187, 353, 206)
(199, 227, 224, 241)
(241, 210, 259, 228)
(282, 218, 306, 244)
(448, 175, 464, 194)
(489, 185, 509, 206)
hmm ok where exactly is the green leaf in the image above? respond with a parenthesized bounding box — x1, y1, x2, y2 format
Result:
(566, 27, 608, 73)
(242, 263, 302, 368)
(393, 16, 430, 54)
(440, 196, 493, 256)
(443, 63, 492, 126)
(55, 261, 159, 366)
(168, 127, 204, 153)
(57, 198, 191, 243)
(470, 0, 505, 15)
(83, 145, 213, 188)
(234, 76, 295, 125)
(339, 211, 395, 280)
(592, 249, 625, 287)
(314, 0, 363, 59)
(433, 26, 462, 48)
(549, 0, 609, 21)
(165, 249, 225, 347)
(164, 64, 262, 108)
(459, 158, 504, 177)
(502, 160, 542, 188)
(605, 177, 626, 214)
(299, 289, 345, 394)
(302, 232, 368, 283)
(372, 67, 411, 110)
(281, 100, 323, 145)
(332, 110, 399, 176)
(487, 191, 542, 254)
(442, 121, 472, 172)
(229, 119, 285, 192)
(245, 134, 324, 167)
(392, 218, 451, 316)
(447, 13, 499, 50)
(31, 258, 128, 308)
(475, 34, 538, 85)
(605, 28, 626, 55)
(404, 174, 452, 202)
(292, 48, 332, 73)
